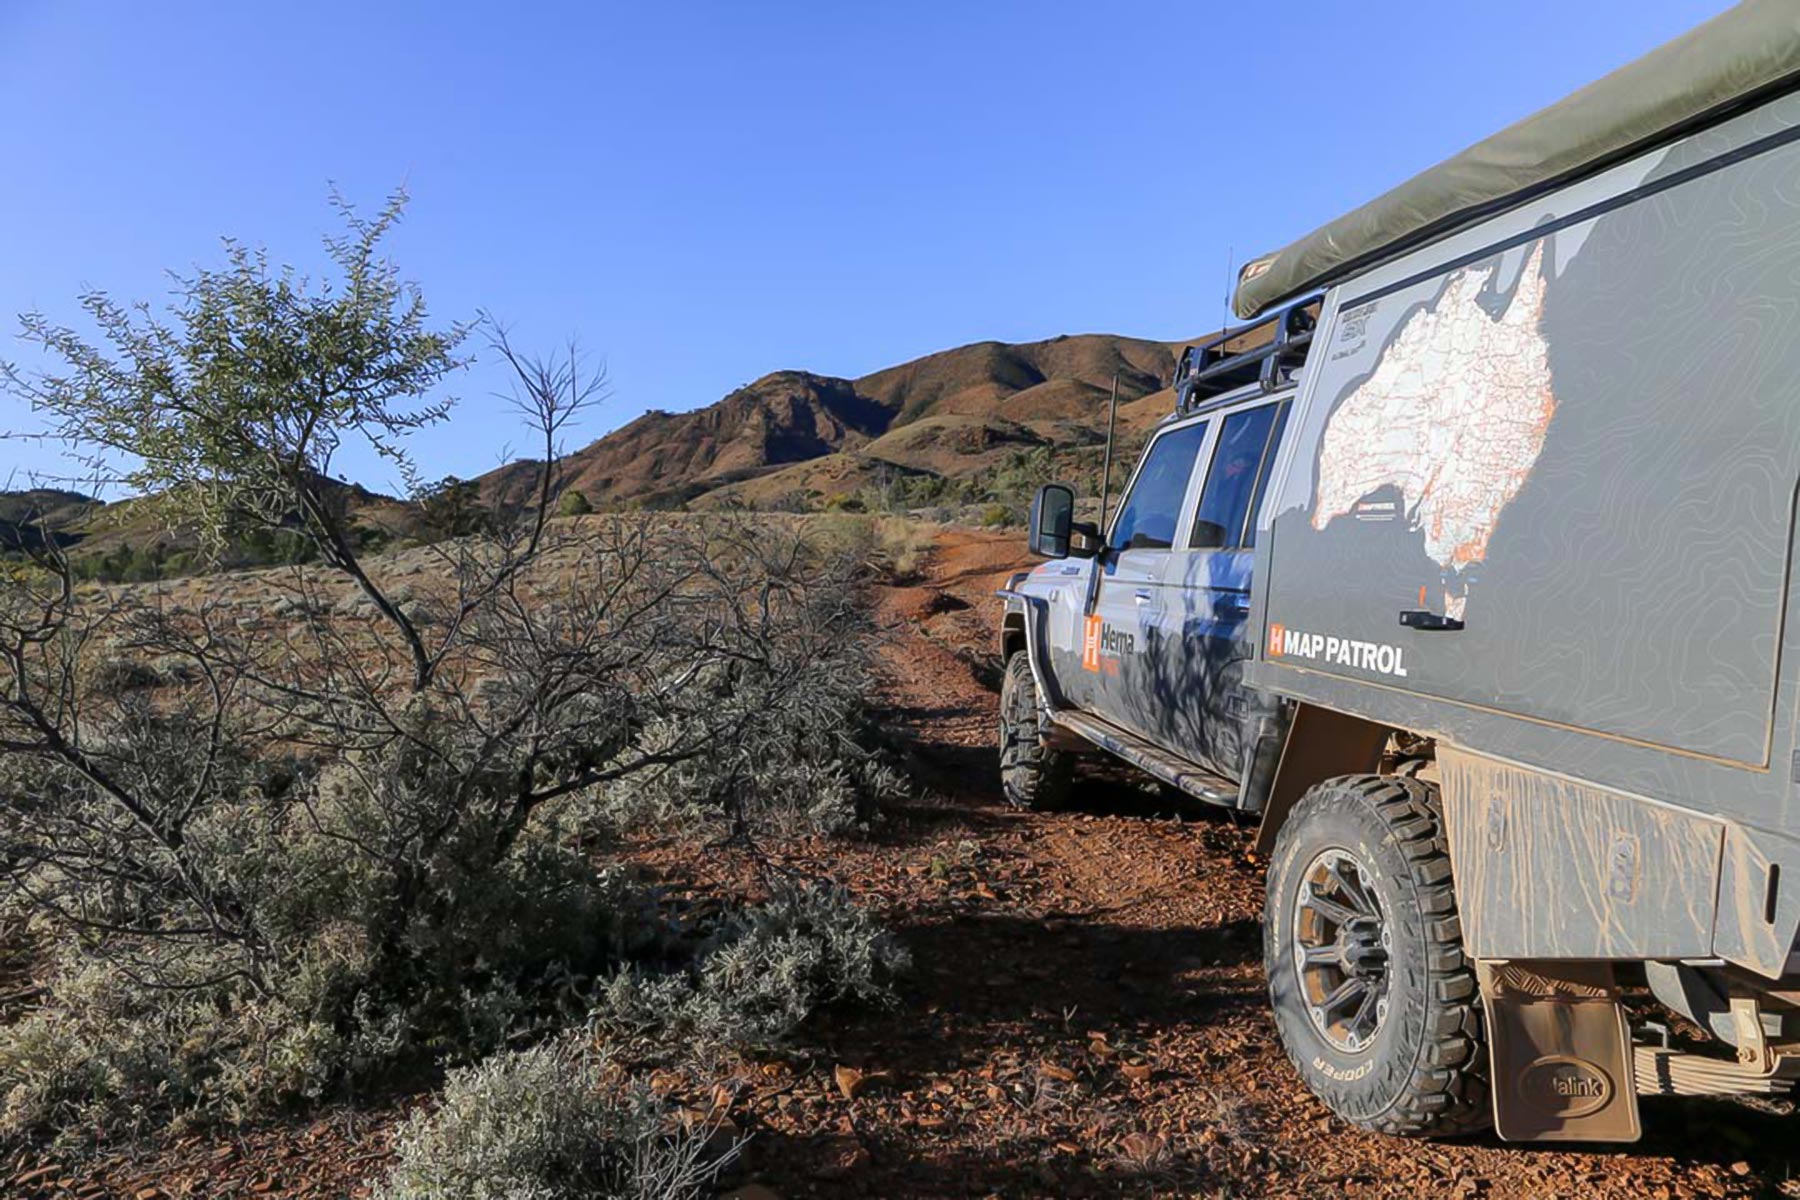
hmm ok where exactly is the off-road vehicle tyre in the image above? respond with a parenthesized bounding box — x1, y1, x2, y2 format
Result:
(1264, 773, 1488, 1137)
(999, 652, 1073, 811)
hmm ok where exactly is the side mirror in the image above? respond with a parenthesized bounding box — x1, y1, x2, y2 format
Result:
(1029, 484, 1092, 558)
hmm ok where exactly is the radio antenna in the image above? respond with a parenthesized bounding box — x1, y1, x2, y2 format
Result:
(1098, 373, 1120, 531)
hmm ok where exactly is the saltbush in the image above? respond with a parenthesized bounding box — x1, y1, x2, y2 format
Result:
(593, 883, 910, 1051)
(589, 584, 902, 839)
(373, 1038, 732, 1200)
(594, 723, 904, 838)
(0, 725, 675, 1145)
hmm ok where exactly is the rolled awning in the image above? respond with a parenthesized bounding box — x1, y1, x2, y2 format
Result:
(1232, 0, 1800, 319)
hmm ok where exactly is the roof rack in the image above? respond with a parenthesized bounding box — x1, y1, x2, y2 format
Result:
(1172, 297, 1320, 413)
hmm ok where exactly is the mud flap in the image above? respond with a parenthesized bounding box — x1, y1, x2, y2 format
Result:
(1477, 960, 1640, 1142)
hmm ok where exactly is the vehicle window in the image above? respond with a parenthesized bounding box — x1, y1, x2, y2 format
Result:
(1190, 401, 1290, 550)
(1241, 402, 1290, 548)
(1109, 421, 1208, 551)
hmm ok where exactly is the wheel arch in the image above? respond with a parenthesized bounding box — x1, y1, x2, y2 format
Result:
(1000, 608, 1027, 663)
(1253, 702, 1395, 857)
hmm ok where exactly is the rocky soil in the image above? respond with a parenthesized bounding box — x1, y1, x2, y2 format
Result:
(12, 527, 1797, 1198)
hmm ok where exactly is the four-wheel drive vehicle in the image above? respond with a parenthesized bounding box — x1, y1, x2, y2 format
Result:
(999, 0, 1800, 1143)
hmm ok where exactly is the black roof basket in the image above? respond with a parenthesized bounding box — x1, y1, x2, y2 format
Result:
(1172, 297, 1319, 414)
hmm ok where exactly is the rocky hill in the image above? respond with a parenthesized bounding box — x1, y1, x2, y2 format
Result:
(0, 488, 102, 552)
(0, 476, 416, 579)
(480, 331, 1195, 511)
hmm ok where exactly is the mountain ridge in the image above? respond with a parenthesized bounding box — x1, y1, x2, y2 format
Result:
(478, 330, 1194, 510)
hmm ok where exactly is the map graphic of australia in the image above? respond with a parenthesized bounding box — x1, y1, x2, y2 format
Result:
(1311, 240, 1555, 620)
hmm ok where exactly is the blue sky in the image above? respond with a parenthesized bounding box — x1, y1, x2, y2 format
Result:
(0, 1, 1733, 493)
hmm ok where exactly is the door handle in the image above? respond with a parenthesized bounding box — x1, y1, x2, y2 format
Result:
(1210, 591, 1251, 617)
(1133, 589, 1153, 602)
(1399, 609, 1464, 631)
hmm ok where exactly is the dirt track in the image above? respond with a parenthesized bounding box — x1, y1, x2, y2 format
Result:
(23, 527, 1798, 1198)
(720, 527, 1787, 1198)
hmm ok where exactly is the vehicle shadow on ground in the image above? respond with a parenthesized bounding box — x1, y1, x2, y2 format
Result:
(880, 715, 1255, 834)
(740, 912, 1271, 1197)
(818, 909, 1267, 1081)
(1392, 1092, 1800, 1181)
(1615, 1092, 1799, 1169)
(1065, 760, 1259, 825)
(734, 1127, 1216, 1199)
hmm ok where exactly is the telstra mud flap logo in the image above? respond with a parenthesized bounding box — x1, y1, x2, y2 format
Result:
(1267, 623, 1409, 678)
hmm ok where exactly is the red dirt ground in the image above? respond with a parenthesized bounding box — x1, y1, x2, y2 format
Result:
(17, 527, 1798, 1198)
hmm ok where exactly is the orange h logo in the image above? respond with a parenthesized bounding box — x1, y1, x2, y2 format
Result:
(1082, 615, 1102, 671)
(1268, 622, 1285, 657)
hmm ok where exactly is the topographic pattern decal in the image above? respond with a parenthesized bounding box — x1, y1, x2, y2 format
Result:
(1311, 241, 1555, 620)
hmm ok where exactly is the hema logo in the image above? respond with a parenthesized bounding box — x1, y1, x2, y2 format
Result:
(1267, 622, 1409, 678)
(1081, 616, 1134, 673)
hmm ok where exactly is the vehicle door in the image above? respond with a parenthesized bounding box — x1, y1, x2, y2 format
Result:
(1151, 397, 1291, 777)
(1035, 540, 1103, 712)
(1077, 416, 1212, 739)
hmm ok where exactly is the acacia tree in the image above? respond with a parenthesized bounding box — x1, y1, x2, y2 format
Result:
(5, 190, 471, 689)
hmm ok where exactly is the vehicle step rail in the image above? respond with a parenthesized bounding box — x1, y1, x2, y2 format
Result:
(1050, 709, 1241, 808)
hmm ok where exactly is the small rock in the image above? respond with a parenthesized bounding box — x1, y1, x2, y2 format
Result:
(834, 1064, 867, 1100)
(812, 1134, 870, 1179)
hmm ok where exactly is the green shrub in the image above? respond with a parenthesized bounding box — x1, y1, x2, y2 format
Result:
(871, 516, 932, 581)
(586, 539, 900, 839)
(556, 490, 594, 517)
(373, 1038, 733, 1200)
(0, 723, 676, 1145)
(592, 883, 909, 1051)
(593, 721, 904, 839)
(0, 955, 373, 1141)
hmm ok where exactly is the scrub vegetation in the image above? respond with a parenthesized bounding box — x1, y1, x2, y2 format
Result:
(0, 197, 908, 1194)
